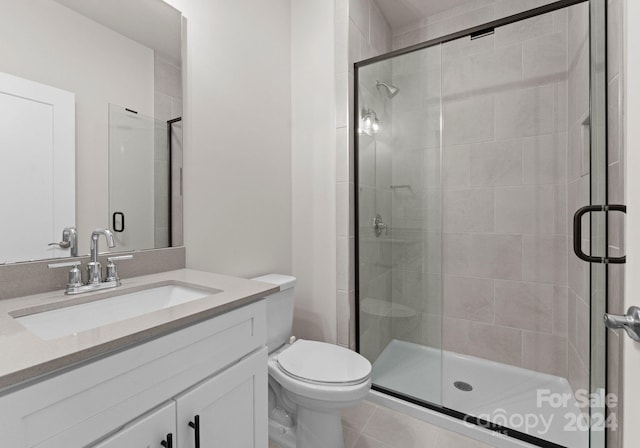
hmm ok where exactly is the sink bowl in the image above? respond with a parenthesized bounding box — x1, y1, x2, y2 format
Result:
(13, 282, 221, 340)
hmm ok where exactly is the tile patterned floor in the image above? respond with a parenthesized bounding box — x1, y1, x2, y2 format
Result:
(269, 400, 497, 448)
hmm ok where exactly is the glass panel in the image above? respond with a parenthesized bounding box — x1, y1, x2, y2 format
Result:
(357, 2, 606, 447)
(108, 104, 171, 252)
(589, 0, 608, 447)
(437, 4, 591, 447)
(357, 45, 444, 406)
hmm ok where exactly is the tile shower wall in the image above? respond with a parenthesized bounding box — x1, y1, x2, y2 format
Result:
(335, 0, 392, 351)
(440, 11, 570, 375)
(385, 1, 584, 379)
(347, 0, 615, 391)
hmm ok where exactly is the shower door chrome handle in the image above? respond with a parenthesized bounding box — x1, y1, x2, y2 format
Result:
(572, 204, 626, 263)
(604, 306, 640, 342)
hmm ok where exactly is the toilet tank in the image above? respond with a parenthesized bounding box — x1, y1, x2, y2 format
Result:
(251, 274, 297, 353)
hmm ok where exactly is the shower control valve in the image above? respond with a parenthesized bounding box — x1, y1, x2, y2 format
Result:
(373, 214, 388, 237)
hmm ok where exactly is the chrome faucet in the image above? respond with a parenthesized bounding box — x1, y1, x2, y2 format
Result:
(48, 227, 79, 257)
(87, 229, 115, 284)
(48, 228, 132, 295)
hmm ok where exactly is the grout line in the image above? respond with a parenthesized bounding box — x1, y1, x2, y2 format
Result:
(360, 402, 379, 435)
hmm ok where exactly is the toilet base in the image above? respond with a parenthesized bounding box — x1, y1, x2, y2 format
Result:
(268, 407, 345, 448)
(268, 419, 296, 448)
(296, 406, 345, 448)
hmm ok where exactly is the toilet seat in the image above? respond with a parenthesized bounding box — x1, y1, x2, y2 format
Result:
(276, 340, 371, 386)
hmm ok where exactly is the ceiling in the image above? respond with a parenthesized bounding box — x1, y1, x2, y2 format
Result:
(376, 0, 474, 30)
(54, 0, 182, 64)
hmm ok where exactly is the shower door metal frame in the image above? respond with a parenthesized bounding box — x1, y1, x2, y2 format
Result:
(353, 1, 609, 447)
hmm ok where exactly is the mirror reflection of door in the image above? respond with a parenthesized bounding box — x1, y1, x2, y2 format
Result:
(0, 72, 75, 262)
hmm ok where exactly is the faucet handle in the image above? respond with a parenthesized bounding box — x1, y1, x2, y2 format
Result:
(105, 254, 133, 283)
(48, 261, 83, 288)
(107, 255, 133, 262)
(48, 261, 81, 269)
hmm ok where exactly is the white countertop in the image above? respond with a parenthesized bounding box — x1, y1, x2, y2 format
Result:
(0, 269, 279, 391)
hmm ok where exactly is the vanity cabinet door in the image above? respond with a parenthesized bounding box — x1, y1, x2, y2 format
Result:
(91, 401, 176, 448)
(176, 347, 268, 448)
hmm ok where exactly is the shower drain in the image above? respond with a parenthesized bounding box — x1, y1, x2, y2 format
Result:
(454, 381, 473, 392)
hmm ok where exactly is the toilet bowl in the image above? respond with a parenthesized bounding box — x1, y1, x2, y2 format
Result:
(252, 274, 372, 448)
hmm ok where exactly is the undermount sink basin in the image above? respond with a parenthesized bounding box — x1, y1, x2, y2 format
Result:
(13, 282, 222, 340)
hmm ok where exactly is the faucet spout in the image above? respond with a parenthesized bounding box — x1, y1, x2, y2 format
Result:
(90, 228, 115, 263)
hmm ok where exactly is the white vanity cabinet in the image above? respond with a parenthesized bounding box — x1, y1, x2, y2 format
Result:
(0, 300, 268, 448)
(93, 349, 267, 448)
(176, 348, 267, 448)
(92, 402, 176, 448)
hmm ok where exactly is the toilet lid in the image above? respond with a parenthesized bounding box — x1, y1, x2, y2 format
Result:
(276, 340, 371, 386)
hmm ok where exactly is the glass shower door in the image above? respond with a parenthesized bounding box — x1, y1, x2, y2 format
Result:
(356, 1, 609, 447)
(356, 45, 444, 407)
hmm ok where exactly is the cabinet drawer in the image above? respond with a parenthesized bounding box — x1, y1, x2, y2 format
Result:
(0, 300, 265, 448)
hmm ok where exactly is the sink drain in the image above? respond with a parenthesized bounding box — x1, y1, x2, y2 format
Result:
(454, 381, 473, 392)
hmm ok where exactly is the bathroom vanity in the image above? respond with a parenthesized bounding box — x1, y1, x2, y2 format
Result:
(0, 269, 278, 447)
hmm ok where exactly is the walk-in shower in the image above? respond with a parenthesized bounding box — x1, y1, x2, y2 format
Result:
(355, 1, 611, 447)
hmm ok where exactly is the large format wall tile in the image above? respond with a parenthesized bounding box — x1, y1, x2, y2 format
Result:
(469, 139, 523, 186)
(443, 275, 494, 323)
(442, 188, 495, 233)
(522, 331, 568, 377)
(443, 94, 494, 146)
(523, 133, 568, 185)
(523, 32, 568, 81)
(443, 233, 523, 281)
(467, 322, 523, 366)
(442, 43, 522, 97)
(495, 185, 555, 234)
(442, 146, 470, 187)
(442, 316, 471, 354)
(523, 235, 568, 285)
(495, 84, 555, 139)
(494, 281, 554, 333)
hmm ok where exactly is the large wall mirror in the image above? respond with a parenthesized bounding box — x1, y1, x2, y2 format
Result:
(0, 0, 183, 263)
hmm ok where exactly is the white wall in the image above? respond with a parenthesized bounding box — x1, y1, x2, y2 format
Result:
(291, 1, 337, 343)
(0, 0, 154, 254)
(164, 0, 292, 278)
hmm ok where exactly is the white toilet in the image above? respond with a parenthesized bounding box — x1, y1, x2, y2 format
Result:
(252, 274, 372, 448)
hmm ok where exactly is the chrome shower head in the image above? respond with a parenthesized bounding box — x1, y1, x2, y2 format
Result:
(376, 80, 400, 98)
